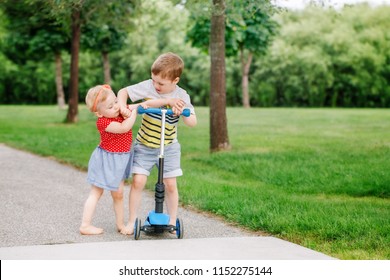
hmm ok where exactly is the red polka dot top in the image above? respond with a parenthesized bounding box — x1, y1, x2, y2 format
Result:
(97, 116, 132, 153)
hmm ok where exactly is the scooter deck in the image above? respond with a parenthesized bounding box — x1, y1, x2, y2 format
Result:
(141, 212, 176, 233)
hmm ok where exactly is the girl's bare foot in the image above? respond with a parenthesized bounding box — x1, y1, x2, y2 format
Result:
(120, 224, 134, 235)
(117, 224, 126, 234)
(79, 225, 103, 235)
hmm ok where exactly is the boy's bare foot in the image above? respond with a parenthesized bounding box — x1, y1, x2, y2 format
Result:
(79, 225, 104, 235)
(120, 224, 134, 235)
(168, 220, 177, 235)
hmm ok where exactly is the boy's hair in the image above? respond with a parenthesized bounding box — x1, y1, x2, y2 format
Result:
(85, 85, 112, 112)
(151, 52, 184, 81)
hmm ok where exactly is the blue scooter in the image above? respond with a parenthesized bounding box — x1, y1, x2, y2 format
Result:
(134, 107, 190, 240)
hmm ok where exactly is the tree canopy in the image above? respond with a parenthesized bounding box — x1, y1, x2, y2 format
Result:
(0, 1, 389, 108)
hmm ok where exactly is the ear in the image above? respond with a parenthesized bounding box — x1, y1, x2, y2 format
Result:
(173, 77, 180, 84)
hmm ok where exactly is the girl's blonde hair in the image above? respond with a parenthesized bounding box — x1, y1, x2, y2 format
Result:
(151, 52, 184, 81)
(85, 84, 112, 112)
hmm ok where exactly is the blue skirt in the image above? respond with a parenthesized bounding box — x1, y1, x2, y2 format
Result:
(87, 146, 133, 191)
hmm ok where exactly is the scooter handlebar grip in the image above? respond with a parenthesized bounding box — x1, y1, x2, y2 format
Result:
(137, 107, 191, 117)
(182, 109, 191, 117)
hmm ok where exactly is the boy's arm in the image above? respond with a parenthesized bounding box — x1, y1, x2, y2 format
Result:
(143, 98, 196, 125)
(105, 108, 138, 134)
(143, 98, 185, 109)
(182, 114, 197, 127)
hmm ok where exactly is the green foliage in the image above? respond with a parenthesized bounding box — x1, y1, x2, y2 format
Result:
(0, 1, 389, 108)
(186, 0, 278, 56)
(253, 4, 390, 107)
(80, 0, 134, 53)
(0, 60, 57, 104)
(82, 24, 127, 53)
(1, 0, 69, 63)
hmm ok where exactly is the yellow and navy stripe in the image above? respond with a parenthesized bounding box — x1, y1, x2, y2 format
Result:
(136, 111, 179, 148)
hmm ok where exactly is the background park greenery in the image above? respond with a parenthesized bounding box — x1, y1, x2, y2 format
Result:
(0, 105, 389, 260)
(0, 1, 389, 108)
(0, 0, 389, 260)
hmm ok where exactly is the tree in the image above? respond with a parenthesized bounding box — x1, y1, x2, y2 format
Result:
(67, 5, 81, 123)
(47, 0, 135, 123)
(252, 3, 390, 107)
(82, 25, 126, 84)
(81, 1, 133, 85)
(228, 0, 277, 107)
(210, 0, 230, 152)
(0, 0, 69, 108)
(187, 0, 277, 108)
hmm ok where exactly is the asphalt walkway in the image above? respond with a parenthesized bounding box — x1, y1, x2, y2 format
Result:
(0, 144, 334, 260)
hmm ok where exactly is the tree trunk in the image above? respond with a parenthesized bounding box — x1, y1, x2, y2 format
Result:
(55, 52, 66, 110)
(241, 50, 253, 108)
(210, 0, 230, 152)
(66, 8, 81, 123)
(102, 51, 111, 85)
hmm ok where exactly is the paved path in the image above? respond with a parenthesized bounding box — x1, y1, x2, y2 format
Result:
(0, 144, 334, 260)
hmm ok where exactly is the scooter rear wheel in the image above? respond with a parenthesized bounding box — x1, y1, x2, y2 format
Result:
(176, 218, 184, 239)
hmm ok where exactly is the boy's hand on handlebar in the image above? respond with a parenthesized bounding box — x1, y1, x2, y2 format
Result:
(169, 98, 185, 109)
(172, 106, 183, 116)
(170, 98, 185, 116)
(128, 104, 141, 111)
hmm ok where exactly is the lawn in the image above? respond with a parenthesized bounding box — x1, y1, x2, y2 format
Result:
(0, 105, 389, 259)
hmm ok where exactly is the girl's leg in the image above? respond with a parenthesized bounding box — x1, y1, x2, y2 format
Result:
(111, 182, 125, 233)
(80, 186, 104, 235)
(121, 174, 147, 235)
(164, 177, 178, 227)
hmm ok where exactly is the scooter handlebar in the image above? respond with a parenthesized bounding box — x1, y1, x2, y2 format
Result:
(137, 107, 191, 117)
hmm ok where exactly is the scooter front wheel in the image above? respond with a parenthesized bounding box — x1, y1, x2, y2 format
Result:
(134, 218, 141, 240)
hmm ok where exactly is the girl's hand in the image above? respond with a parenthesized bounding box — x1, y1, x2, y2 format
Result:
(120, 106, 131, 118)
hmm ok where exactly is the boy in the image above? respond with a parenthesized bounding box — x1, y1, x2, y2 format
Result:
(118, 52, 197, 234)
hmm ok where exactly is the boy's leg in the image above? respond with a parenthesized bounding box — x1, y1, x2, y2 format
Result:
(121, 174, 147, 235)
(111, 182, 125, 234)
(162, 142, 182, 227)
(80, 185, 104, 235)
(164, 177, 178, 226)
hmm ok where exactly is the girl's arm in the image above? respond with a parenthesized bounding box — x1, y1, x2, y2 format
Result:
(117, 88, 131, 118)
(105, 108, 138, 134)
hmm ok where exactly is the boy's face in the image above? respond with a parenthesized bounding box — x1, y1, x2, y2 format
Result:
(151, 73, 179, 94)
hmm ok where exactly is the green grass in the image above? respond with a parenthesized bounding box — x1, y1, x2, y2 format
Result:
(1, 105, 389, 259)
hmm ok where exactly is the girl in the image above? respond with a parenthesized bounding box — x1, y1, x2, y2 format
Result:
(80, 84, 138, 235)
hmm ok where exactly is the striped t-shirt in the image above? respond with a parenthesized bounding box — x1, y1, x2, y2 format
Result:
(127, 79, 195, 148)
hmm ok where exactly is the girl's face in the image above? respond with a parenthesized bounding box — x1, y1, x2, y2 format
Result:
(151, 73, 179, 94)
(96, 92, 120, 118)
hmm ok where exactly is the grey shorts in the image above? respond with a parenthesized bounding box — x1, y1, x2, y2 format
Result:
(132, 142, 182, 178)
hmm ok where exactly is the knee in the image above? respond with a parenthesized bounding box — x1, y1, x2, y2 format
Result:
(131, 176, 146, 191)
(91, 186, 104, 199)
(164, 182, 177, 194)
(111, 189, 124, 200)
